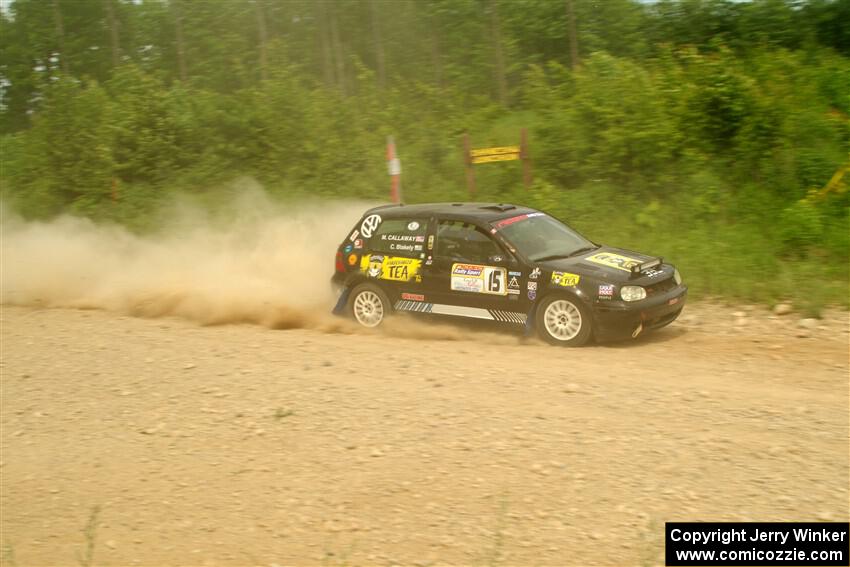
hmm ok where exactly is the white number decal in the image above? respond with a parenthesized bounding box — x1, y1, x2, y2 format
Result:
(488, 270, 504, 293)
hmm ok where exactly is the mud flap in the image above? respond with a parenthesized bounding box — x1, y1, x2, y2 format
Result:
(523, 307, 536, 338)
(332, 287, 352, 316)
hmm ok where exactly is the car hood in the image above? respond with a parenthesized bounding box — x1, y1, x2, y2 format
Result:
(538, 246, 670, 284)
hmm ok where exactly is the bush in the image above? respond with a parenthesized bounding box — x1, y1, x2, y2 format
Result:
(778, 199, 825, 255)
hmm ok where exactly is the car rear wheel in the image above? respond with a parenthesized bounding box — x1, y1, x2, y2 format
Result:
(349, 283, 391, 328)
(536, 294, 591, 346)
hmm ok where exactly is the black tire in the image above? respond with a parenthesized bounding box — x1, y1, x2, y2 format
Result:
(535, 293, 592, 346)
(348, 283, 392, 328)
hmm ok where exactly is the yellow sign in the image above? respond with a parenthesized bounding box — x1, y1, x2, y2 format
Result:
(470, 146, 520, 157)
(471, 153, 520, 164)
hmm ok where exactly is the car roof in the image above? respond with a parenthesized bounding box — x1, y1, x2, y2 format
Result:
(363, 202, 540, 224)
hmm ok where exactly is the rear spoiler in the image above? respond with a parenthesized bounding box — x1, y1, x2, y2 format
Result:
(630, 257, 662, 277)
(364, 203, 405, 214)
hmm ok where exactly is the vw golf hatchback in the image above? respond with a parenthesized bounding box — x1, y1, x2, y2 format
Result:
(331, 203, 687, 346)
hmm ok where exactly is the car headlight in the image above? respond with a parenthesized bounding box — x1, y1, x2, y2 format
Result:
(673, 268, 682, 286)
(620, 285, 646, 302)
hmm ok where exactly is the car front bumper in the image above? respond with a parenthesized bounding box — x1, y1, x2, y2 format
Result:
(591, 285, 688, 342)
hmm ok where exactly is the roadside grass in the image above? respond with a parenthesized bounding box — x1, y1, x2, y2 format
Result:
(463, 182, 849, 315)
(2, 541, 17, 567)
(639, 517, 663, 567)
(320, 537, 357, 567)
(76, 505, 101, 567)
(0, 521, 100, 567)
(485, 493, 510, 567)
(273, 407, 294, 420)
(644, 230, 849, 315)
(10, 175, 844, 315)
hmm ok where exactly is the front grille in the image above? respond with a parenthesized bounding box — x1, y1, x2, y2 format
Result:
(645, 276, 677, 296)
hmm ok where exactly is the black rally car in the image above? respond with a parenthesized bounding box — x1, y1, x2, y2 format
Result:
(331, 203, 687, 346)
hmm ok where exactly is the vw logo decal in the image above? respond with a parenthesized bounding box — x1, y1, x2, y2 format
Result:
(360, 214, 382, 238)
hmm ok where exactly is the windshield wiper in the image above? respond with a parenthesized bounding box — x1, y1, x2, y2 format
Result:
(567, 245, 599, 257)
(533, 245, 598, 263)
(533, 253, 573, 262)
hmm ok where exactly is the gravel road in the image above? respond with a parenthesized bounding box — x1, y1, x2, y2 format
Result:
(1, 304, 848, 566)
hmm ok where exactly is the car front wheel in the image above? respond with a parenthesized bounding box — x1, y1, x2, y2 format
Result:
(536, 294, 592, 346)
(349, 283, 391, 328)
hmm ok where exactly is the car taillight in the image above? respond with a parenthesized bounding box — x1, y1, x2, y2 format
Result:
(335, 251, 345, 273)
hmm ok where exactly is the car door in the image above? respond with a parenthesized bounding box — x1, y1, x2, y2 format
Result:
(359, 217, 428, 303)
(424, 219, 526, 323)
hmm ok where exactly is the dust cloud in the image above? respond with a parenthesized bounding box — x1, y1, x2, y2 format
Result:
(1, 187, 368, 330)
(1, 186, 527, 344)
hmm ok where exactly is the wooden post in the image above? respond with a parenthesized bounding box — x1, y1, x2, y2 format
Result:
(489, 0, 508, 107)
(520, 128, 533, 189)
(370, 0, 386, 90)
(104, 0, 121, 67)
(52, 0, 69, 74)
(256, 0, 268, 81)
(463, 133, 476, 198)
(565, 0, 580, 70)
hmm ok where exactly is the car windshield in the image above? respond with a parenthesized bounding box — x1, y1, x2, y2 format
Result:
(494, 214, 596, 262)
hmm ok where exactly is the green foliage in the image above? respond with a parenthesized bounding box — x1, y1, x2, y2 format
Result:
(779, 199, 825, 253)
(0, 0, 847, 308)
(530, 53, 680, 189)
(2, 77, 115, 217)
(685, 169, 725, 220)
(635, 200, 663, 230)
(681, 46, 758, 153)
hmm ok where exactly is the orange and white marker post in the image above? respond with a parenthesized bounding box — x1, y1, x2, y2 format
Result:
(387, 136, 402, 203)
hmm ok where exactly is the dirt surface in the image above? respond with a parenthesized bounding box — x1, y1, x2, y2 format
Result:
(1, 303, 848, 567)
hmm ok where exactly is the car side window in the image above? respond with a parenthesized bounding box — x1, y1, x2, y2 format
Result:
(436, 221, 503, 263)
(369, 218, 427, 255)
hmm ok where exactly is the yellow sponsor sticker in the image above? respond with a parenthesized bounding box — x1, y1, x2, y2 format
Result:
(584, 252, 642, 272)
(450, 263, 507, 295)
(360, 254, 421, 282)
(551, 271, 580, 287)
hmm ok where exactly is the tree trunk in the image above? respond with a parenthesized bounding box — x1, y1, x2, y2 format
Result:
(104, 0, 120, 67)
(317, 1, 335, 89)
(256, 0, 268, 81)
(52, 0, 69, 73)
(173, 0, 188, 82)
(370, 0, 386, 90)
(429, 11, 443, 88)
(565, 0, 580, 70)
(489, 0, 508, 107)
(328, 2, 346, 95)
